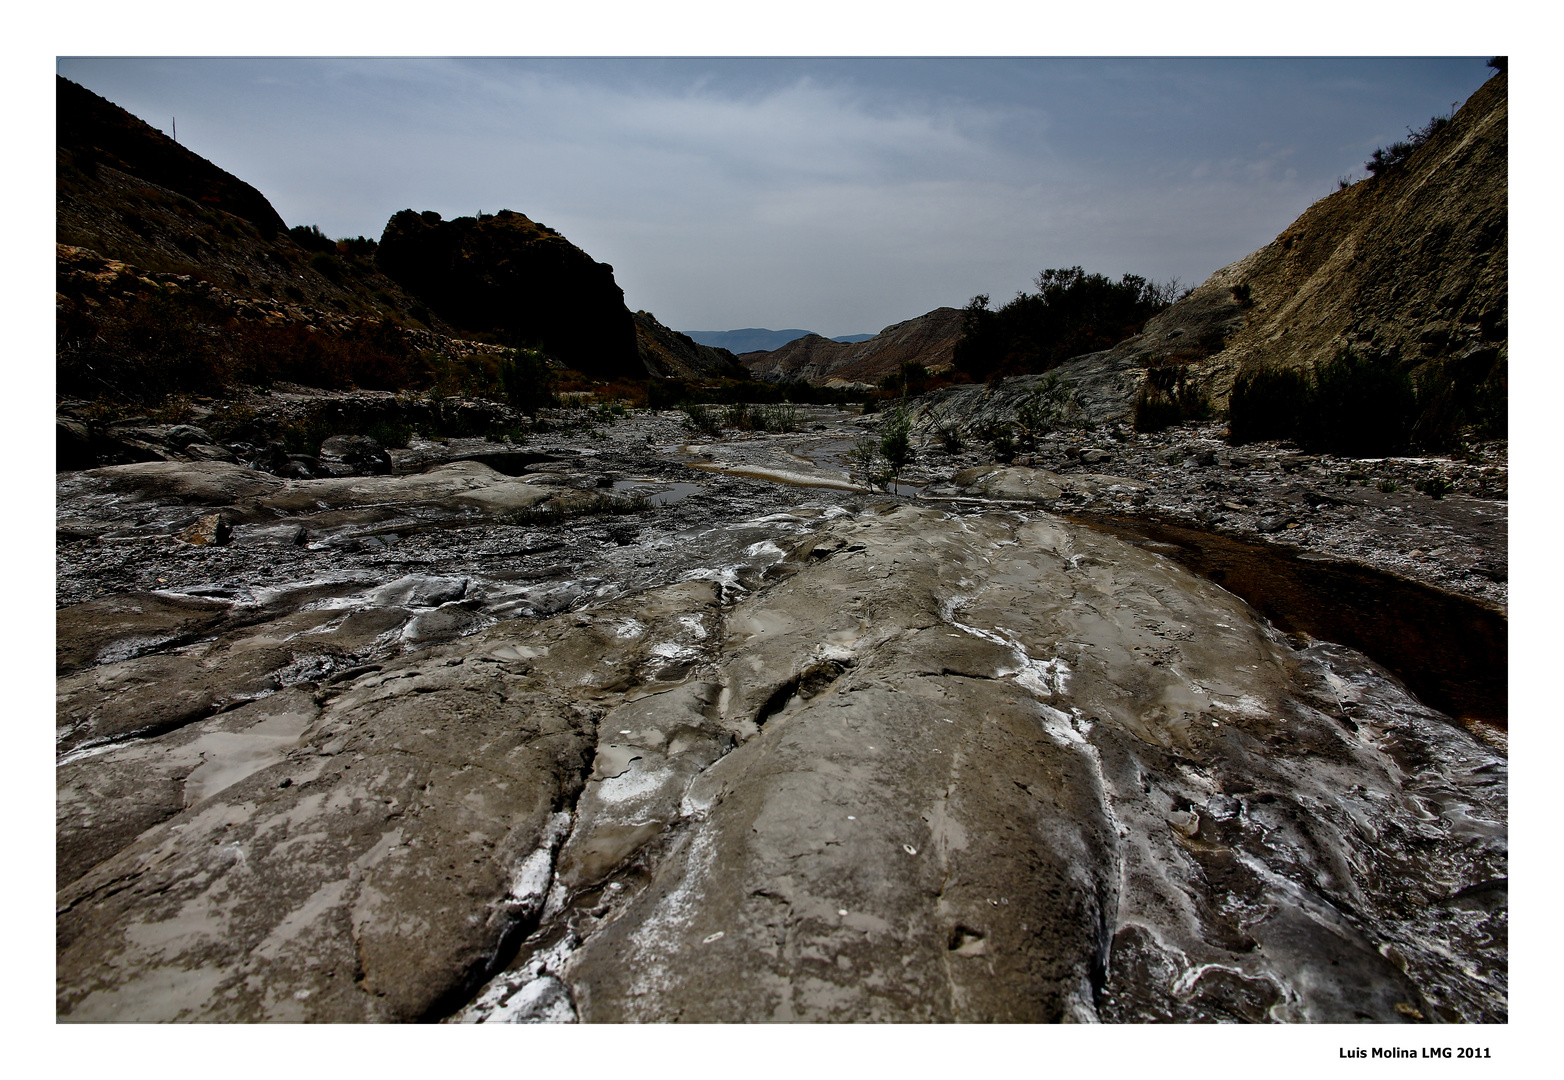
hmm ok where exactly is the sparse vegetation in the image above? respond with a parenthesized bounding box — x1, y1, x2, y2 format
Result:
(1133, 365, 1212, 433)
(288, 224, 337, 253)
(681, 403, 724, 438)
(880, 361, 931, 398)
(498, 348, 559, 415)
(953, 267, 1183, 382)
(978, 420, 1018, 463)
(935, 421, 965, 454)
(1227, 347, 1417, 456)
(505, 491, 649, 527)
(879, 407, 914, 488)
(1016, 374, 1085, 443)
(850, 436, 886, 491)
(1304, 347, 1416, 456)
(1365, 109, 1457, 178)
(678, 401, 798, 437)
(1226, 365, 1312, 446)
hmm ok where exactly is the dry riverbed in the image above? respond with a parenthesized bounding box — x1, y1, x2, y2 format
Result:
(54, 398, 1507, 1022)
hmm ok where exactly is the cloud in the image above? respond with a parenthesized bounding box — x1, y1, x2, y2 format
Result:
(57, 56, 1493, 336)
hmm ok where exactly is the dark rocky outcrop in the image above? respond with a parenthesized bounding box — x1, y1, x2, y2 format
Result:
(375, 210, 641, 380)
(57, 79, 438, 326)
(634, 310, 746, 380)
(58, 76, 286, 235)
(743, 307, 965, 387)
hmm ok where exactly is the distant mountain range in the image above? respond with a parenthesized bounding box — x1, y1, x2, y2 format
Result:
(682, 328, 873, 353)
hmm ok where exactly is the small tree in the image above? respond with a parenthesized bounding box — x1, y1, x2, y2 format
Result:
(879, 407, 914, 490)
(499, 348, 558, 415)
(850, 436, 883, 491)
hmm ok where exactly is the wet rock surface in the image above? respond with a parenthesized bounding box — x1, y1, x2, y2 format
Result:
(56, 404, 1506, 1023)
(911, 414, 1507, 610)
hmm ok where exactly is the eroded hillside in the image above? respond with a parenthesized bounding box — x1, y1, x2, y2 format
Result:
(743, 307, 964, 387)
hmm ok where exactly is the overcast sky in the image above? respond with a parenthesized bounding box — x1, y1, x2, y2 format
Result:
(57, 56, 1495, 337)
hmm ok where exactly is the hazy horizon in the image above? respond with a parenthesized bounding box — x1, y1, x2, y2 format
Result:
(58, 57, 1495, 338)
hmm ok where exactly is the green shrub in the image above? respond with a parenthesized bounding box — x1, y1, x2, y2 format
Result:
(936, 421, 965, 454)
(980, 420, 1017, 463)
(850, 437, 884, 491)
(288, 224, 337, 253)
(1016, 374, 1084, 443)
(681, 403, 724, 438)
(1366, 111, 1454, 177)
(1229, 349, 1416, 456)
(879, 407, 914, 485)
(337, 235, 378, 258)
(310, 252, 344, 284)
(1133, 365, 1211, 433)
(498, 348, 558, 415)
(646, 378, 691, 411)
(1412, 353, 1506, 448)
(953, 268, 1180, 381)
(1132, 387, 1184, 433)
(1227, 365, 1311, 445)
(880, 361, 930, 397)
(1301, 348, 1415, 456)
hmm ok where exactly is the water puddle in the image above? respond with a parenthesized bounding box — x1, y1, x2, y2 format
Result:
(610, 480, 704, 506)
(1074, 512, 1507, 729)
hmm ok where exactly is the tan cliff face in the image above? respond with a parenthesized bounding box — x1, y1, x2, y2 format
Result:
(891, 71, 1506, 427)
(742, 307, 965, 386)
(1182, 70, 1507, 407)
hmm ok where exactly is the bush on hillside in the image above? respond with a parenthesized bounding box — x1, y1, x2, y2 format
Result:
(1228, 348, 1418, 456)
(1227, 365, 1311, 445)
(953, 267, 1180, 382)
(1301, 347, 1416, 456)
(498, 348, 559, 415)
(1365, 111, 1454, 177)
(879, 407, 914, 485)
(1133, 364, 1212, 433)
(288, 223, 337, 253)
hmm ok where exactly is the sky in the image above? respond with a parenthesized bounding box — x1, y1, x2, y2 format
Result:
(55, 56, 1498, 338)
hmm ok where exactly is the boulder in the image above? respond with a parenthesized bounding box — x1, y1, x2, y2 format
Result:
(318, 434, 391, 477)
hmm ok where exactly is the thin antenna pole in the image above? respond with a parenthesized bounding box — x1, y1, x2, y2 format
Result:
(172, 117, 176, 142)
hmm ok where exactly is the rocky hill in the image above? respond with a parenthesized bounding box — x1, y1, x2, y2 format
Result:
(1188, 70, 1506, 405)
(58, 77, 651, 393)
(907, 70, 1506, 433)
(633, 310, 747, 380)
(375, 209, 642, 380)
(58, 75, 286, 235)
(57, 77, 445, 331)
(742, 306, 964, 386)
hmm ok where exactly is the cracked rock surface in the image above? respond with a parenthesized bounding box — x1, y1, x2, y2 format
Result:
(56, 412, 1505, 1023)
